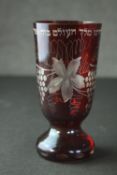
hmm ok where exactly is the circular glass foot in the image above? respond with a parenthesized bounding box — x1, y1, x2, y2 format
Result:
(36, 127, 95, 161)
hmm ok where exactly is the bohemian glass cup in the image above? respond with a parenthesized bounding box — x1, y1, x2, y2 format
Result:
(33, 21, 102, 161)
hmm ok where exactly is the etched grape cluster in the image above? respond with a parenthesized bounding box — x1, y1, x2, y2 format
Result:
(85, 71, 96, 111)
(37, 68, 48, 104)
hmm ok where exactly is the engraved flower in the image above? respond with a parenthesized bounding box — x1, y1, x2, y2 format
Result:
(48, 57, 85, 102)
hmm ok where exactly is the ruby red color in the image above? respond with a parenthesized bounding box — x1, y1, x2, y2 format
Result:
(33, 20, 102, 161)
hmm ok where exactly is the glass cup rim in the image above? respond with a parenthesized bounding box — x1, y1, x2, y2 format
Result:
(33, 20, 102, 26)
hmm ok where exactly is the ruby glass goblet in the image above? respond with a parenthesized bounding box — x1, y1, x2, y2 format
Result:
(33, 20, 102, 161)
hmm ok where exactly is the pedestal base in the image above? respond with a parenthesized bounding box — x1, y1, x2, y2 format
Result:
(36, 127, 95, 161)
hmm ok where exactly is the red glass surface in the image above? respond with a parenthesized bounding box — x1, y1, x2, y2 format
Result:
(33, 20, 102, 161)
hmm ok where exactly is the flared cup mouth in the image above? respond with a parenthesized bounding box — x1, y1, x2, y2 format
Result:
(33, 20, 102, 26)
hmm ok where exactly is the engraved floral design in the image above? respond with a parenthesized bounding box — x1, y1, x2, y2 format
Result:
(48, 57, 85, 102)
